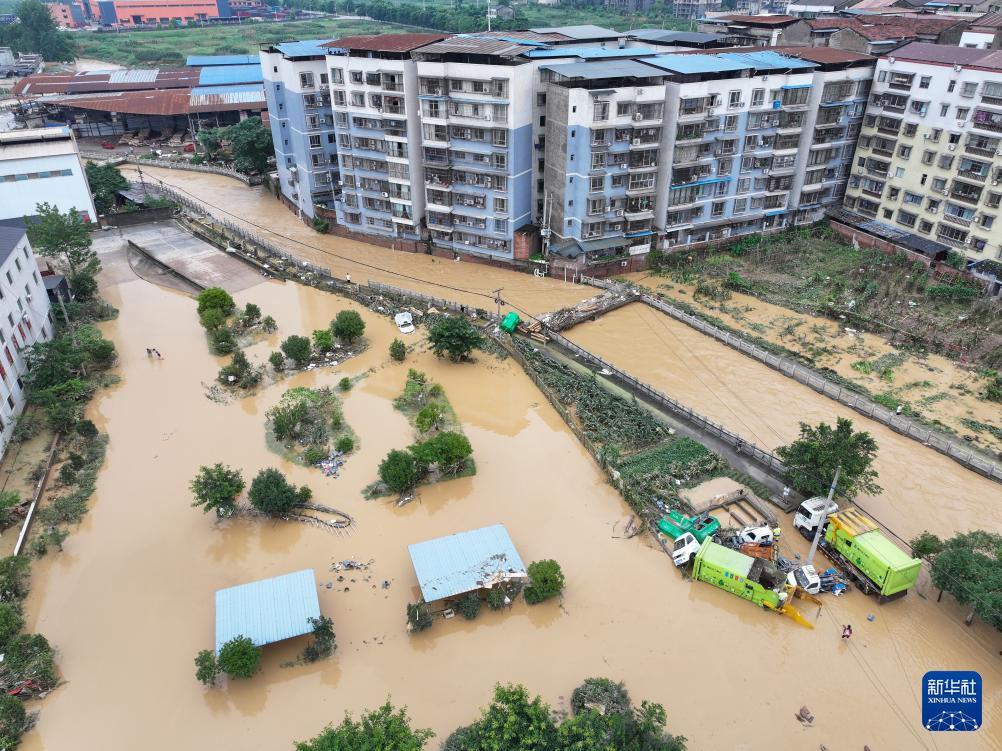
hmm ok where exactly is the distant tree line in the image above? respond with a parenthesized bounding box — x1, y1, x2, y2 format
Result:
(0, 0, 75, 62)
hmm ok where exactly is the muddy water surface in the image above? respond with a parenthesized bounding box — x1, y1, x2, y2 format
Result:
(17, 272, 1002, 751)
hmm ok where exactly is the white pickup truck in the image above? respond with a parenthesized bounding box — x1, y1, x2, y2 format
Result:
(672, 533, 701, 567)
(793, 497, 839, 539)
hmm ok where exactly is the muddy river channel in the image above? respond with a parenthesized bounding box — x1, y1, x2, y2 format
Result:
(13, 267, 999, 751)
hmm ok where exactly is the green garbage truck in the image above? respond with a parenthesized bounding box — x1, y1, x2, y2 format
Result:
(820, 508, 920, 600)
(692, 539, 822, 627)
(657, 510, 720, 543)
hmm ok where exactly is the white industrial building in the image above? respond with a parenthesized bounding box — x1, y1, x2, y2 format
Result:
(0, 127, 98, 224)
(0, 219, 54, 455)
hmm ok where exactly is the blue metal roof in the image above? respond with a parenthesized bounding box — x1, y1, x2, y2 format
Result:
(198, 63, 263, 87)
(408, 524, 526, 602)
(215, 569, 320, 653)
(187, 54, 258, 67)
(275, 39, 332, 58)
(643, 54, 752, 74)
(525, 46, 655, 59)
(541, 59, 666, 80)
(718, 51, 817, 71)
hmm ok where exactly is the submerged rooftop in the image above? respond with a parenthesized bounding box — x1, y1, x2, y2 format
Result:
(214, 569, 321, 654)
(408, 524, 526, 602)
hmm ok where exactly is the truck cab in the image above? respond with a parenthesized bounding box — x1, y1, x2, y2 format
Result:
(735, 525, 775, 545)
(787, 565, 821, 595)
(672, 532, 701, 567)
(793, 497, 839, 539)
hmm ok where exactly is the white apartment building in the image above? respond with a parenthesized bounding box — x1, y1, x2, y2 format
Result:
(844, 43, 1002, 261)
(0, 127, 97, 223)
(0, 219, 54, 456)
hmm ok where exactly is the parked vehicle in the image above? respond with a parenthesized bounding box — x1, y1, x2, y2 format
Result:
(734, 525, 776, 545)
(672, 532, 700, 567)
(394, 312, 415, 334)
(793, 497, 839, 539)
(692, 539, 823, 628)
(787, 565, 821, 595)
(820, 508, 920, 600)
(657, 511, 720, 543)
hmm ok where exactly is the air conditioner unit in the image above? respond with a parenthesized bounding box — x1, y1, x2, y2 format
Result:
(621, 260, 628, 268)
(942, 189, 950, 196)
(930, 207, 938, 214)
(633, 138, 641, 146)
(616, 209, 624, 216)
(634, 113, 643, 121)
(949, 144, 956, 151)
(957, 120, 966, 127)
(965, 236, 973, 244)
(923, 133, 929, 139)
(955, 64, 963, 73)
(993, 180, 999, 186)
(620, 163, 628, 169)
(381, 191, 389, 197)
(483, 178, 492, 187)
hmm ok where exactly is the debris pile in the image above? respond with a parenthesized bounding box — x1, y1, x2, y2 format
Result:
(315, 449, 347, 478)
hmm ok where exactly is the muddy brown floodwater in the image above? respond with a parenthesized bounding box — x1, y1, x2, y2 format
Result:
(17, 265, 1002, 751)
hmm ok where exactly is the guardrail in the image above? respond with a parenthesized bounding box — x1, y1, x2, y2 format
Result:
(580, 275, 1002, 484)
(81, 153, 263, 185)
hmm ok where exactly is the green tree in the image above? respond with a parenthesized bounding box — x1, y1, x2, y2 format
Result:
(196, 287, 235, 316)
(462, 683, 557, 751)
(190, 463, 244, 517)
(5, 632, 57, 690)
(312, 329, 334, 353)
(389, 338, 406, 362)
(242, 302, 261, 323)
(84, 161, 128, 214)
(27, 203, 98, 297)
(775, 417, 881, 498)
(281, 335, 312, 367)
(414, 403, 444, 433)
(0, 0, 75, 61)
(926, 530, 1002, 630)
(428, 316, 484, 361)
(0, 556, 31, 601)
(338, 376, 352, 392)
(217, 635, 261, 679)
(302, 615, 336, 663)
(295, 701, 434, 751)
(910, 531, 945, 558)
(0, 694, 28, 750)
(457, 592, 481, 620)
(524, 559, 564, 605)
(406, 601, 433, 632)
(195, 649, 220, 687)
(223, 117, 274, 174)
(0, 602, 23, 649)
(248, 468, 311, 515)
(570, 678, 631, 717)
(410, 431, 472, 475)
(331, 310, 365, 343)
(378, 449, 421, 493)
(197, 127, 223, 159)
(199, 307, 227, 330)
(269, 351, 284, 371)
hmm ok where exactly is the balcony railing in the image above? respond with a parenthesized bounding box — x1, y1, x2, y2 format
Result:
(950, 190, 982, 205)
(943, 213, 973, 227)
(966, 144, 998, 157)
(887, 80, 913, 91)
(935, 232, 967, 248)
(957, 169, 988, 183)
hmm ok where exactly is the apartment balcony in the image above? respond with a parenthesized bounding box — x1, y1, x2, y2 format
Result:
(866, 167, 889, 179)
(965, 143, 998, 158)
(943, 213, 973, 227)
(871, 146, 894, 158)
(950, 191, 982, 206)
(935, 231, 967, 249)
(971, 117, 1002, 134)
(957, 169, 988, 183)
(675, 132, 706, 145)
(877, 124, 901, 136)
(624, 208, 654, 221)
(629, 138, 659, 149)
(626, 184, 656, 196)
(887, 80, 913, 92)
(861, 187, 883, 199)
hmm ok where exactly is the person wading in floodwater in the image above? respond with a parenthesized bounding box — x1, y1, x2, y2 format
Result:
(842, 624, 853, 640)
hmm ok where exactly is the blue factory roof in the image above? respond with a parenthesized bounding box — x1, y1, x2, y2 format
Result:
(721, 51, 817, 71)
(541, 59, 665, 80)
(408, 524, 526, 602)
(198, 63, 263, 87)
(643, 53, 752, 74)
(187, 54, 259, 67)
(215, 569, 320, 654)
(525, 45, 655, 59)
(274, 39, 333, 58)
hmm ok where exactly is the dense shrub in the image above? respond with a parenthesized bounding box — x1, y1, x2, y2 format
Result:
(217, 636, 261, 679)
(379, 450, 420, 493)
(524, 559, 565, 605)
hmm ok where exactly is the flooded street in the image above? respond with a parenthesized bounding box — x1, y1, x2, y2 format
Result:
(18, 266, 1002, 750)
(568, 304, 1002, 544)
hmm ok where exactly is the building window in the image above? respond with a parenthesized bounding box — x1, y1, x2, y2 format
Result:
(961, 81, 977, 98)
(957, 107, 970, 120)
(331, 68, 343, 84)
(590, 176, 604, 192)
(948, 80, 956, 93)
(919, 76, 931, 89)
(593, 101, 609, 122)
(299, 72, 314, 89)
(617, 102, 630, 116)
(309, 134, 322, 148)
(350, 93, 364, 107)
(728, 90, 741, 108)
(751, 88, 764, 107)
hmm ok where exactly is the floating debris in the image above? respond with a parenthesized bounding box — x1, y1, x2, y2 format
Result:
(331, 558, 373, 572)
(314, 449, 348, 478)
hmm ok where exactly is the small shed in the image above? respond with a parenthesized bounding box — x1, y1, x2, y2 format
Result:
(408, 524, 527, 603)
(214, 569, 321, 654)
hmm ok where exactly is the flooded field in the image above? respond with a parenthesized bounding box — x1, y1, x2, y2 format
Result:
(624, 272, 1002, 454)
(18, 264, 1002, 750)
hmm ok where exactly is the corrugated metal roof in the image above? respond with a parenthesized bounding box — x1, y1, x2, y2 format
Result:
(408, 524, 526, 602)
(525, 46, 656, 59)
(416, 35, 538, 57)
(705, 13, 797, 25)
(542, 59, 666, 80)
(187, 54, 259, 66)
(628, 29, 725, 44)
(719, 50, 817, 71)
(189, 84, 265, 107)
(643, 53, 752, 74)
(323, 33, 447, 53)
(529, 24, 622, 40)
(215, 569, 320, 653)
(198, 63, 263, 87)
(109, 68, 159, 84)
(891, 41, 1002, 70)
(274, 39, 332, 58)
(13, 68, 199, 96)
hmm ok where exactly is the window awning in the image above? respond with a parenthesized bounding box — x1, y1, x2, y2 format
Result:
(782, 84, 813, 90)
(764, 209, 786, 216)
(625, 229, 654, 238)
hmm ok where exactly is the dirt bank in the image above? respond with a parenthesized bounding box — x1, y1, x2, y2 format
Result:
(17, 268, 1002, 751)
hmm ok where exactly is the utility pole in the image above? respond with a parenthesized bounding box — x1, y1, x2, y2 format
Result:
(806, 465, 840, 567)
(492, 288, 503, 319)
(486, 0, 491, 32)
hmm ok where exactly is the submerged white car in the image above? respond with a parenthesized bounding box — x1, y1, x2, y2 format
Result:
(394, 312, 415, 334)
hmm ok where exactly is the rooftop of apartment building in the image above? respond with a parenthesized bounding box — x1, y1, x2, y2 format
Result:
(702, 14, 800, 26)
(0, 219, 27, 267)
(625, 29, 728, 46)
(806, 14, 965, 38)
(262, 39, 333, 60)
(968, 10, 1002, 28)
(322, 33, 449, 55)
(684, 44, 875, 67)
(0, 126, 78, 160)
(887, 40, 1002, 67)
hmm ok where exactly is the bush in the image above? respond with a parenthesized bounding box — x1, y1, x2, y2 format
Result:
(524, 559, 565, 605)
(281, 335, 311, 367)
(389, 338, 406, 362)
(197, 287, 235, 316)
(0, 695, 27, 749)
(301, 615, 336, 663)
(195, 649, 220, 687)
(209, 327, 236, 355)
(486, 587, 509, 610)
(456, 592, 481, 620)
(335, 436, 355, 453)
(410, 431, 472, 474)
(5, 633, 57, 691)
(571, 678, 631, 716)
(75, 419, 98, 438)
(303, 446, 326, 465)
(57, 463, 77, 487)
(248, 468, 311, 515)
(262, 315, 277, 333)
(268, 351, 284, 371)
(0, 603, 23, 649)
(243, 303, 261, 323)
(415, 403, 444, 434)
(428, 316, 483, 361)
(0, 557, 30, 602)
(406, 601, 433, 632)
(379, 450, 420, 493)
(338, 377, 352, 392)
(217, 636, 261, 679)
(331, 310, 365, 343)
(984, 376, 1002, 403)
(312, 329, 334, 353)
